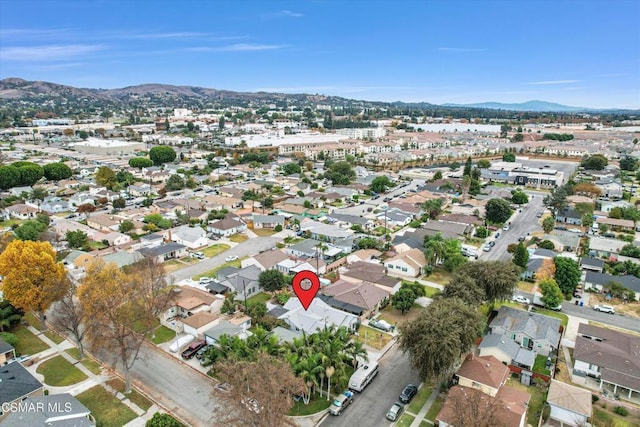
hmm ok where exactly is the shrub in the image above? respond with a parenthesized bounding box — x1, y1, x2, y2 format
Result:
(538, 240, 556, 250)
(592, 394, 599, 403)
(614, 406, 629, 416)
(274, 224, 283, 232)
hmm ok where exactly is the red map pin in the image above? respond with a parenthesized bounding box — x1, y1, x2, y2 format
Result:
(292, 270, 320, 311)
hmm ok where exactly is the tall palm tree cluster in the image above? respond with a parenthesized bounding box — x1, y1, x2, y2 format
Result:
(207, 325, 368, 405)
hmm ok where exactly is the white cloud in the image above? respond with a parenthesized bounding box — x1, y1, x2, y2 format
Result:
(527, 80, 582, 85)
(261, 10, 304, 19)
(0, 44, 106, 61)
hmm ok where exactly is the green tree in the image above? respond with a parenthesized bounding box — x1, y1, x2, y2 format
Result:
(443, 253, 468, 272)
(538, 240, 555, 250)
(543, 186, 568, 216)
(258, 269, 286, 292)
(0, 166, 21, 189)
(325, 161, 355, 185)
(542, 215, 555, 233)
(442, 275, 484, 306)
(113, 197, 126, 209)
(619, 156, 638, 171)
(119, 220, 134, 233)
(149, 146, 177, 166)
(30, 187, 48, 201)
(511, 189, 529, 204)
(485, 198, 512, 223)
(513, 242, 529, 269)
(540, 278, 564, 309)
(456, 261, 520, 302)
(95, 166, 117, 190)
(392, 287, 416, 314)
(146, 412, 184, 427)
(554, 257, 581, 296)
(370, 176, 393, 194)
(66, 230, 88, 249)
(283, 162, 302, 175)
(581, 154, 608, 170)
(502, 152, 516, 162)
(144, 213, 172, 230)
(433, 170, 443, 180)
(463, 157, 472, 177)
(0, 300, 23, 332)
(14, 220, 46, 241)
(165, 174, 185, 191)
(512, 133, 524, 142)
(17, 164, 44, 186)
(43, 163, 73, 181)
(475, 226, 488, 238)
(422, 198, 443, 220)
(477, 159, 491, 169)
(399, 298, 482, 382)
(129, 157, 154, 169)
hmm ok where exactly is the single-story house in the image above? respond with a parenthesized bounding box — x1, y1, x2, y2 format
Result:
(580, 257, 605, 273)
(87, 214, 121, 232)
(327, 213, 375, 230)
(0, 338, 16, 365)
(322, 279, 390, 319)
(378, 209, 413, 227)
(138, 242, 187, 263)
(422, 220, 472, 239)
(39, 197, 73, 213)
(241, 249, 290, 271)
(166, 225, 209, 249)
(181, 312, 221, 339)
(207, 218, 247, 237)
(286, 238, 324, 259)
(252, 214, 285, 229)
(455, 354, 510, 397)
(0, 363, 44, 422)
(64, 250, 96, 270)
(384, 248, 427, 278)
(583, 271, 640, 301)
(341, 261, 401, 294)
(1, 393, 95, 426)
(4, 204, 38, 220)
(555, 208, 582, 226)
(204, 320, 251, 346)
(346, 249, 382, 264)
(545, 379, 592, 427)
(521, 258, 544, 280)
(573, 323, 640, 399)
(588, 236, 629, 259)
(94, 231, 131, 247)
(477, 333, 536, 371)
(215, 265, 263, 301)
(488, 306, 561, 357)
(596, 217, 635, 232)
(278, 297, 359, 335)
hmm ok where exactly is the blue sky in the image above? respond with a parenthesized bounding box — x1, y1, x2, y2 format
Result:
(1, 0, 639, 109)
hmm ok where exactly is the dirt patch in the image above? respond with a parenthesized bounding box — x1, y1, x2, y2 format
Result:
(589, 294, 640, 320)
(379, 305, 424, 326)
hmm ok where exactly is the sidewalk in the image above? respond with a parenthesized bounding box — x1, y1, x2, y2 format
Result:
(407, 384, 441, 427)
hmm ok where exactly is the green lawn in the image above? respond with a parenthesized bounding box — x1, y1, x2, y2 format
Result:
(408, 385, 433, 415)
(424, 395, 444, 421)
(148, 325, 176, 345)
(593, 407, 633, 427)
(252, 228, 276, 237)
(202, 243, 230, 257)
(43, 330, 65, 344)
(419, 421, 430, 427)
(396, 413, 416, 427)
(533, 354, 551, 376)
(76, 386, 137, 427)
(229, 233, 249, 243)
(11, 325, 49, 355)
(106, 378, 153, 411)
(423, 268, 451, 285)
(247, 292, 271, 305)
(65, 348, 103, 375)
(355, 325, 393, 350)
(36, 355, 88, 386)
(88, 241, 108, 250)
(0, 218, 23, 227)
(423, 285, 440, 298)
(289, 393, 331, 416)
(533, 307, 569, 328)
(23, 312, 43, 330)
(193, 259, 242, 280)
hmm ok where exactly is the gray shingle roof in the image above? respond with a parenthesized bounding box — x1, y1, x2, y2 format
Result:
(0, 337, 14, 354)
(0, 362, 43, 404)
(585, 271, 640, 292)
(490, 306, 561, 347)
(1, 393, 94, 426)
(580, 257, 605, 269)
(138, 242, 186, 258)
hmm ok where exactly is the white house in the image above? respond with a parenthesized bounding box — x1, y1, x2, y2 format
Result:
(546, 380, 592, 427)
(384, 248, 427, 278)
(166, 225, 209, 249)
(279, 297, 359, 335)
(207, 218, 247, 237)
(94, 231, 131, 247)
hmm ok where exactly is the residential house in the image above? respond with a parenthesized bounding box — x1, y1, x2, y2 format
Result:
(583, 271, 640, 301)
(545, 380, 592, 427)
(573, 324, 640, 399)
(276, 259, 324, 275)
(455, 354, 510, 397)
(204, 320, 252, 346)
(101, 249, 144, 268)
(252, 214, 285, 229)
(215, 265, 263, 301)
(207, 218, 246, 237)
(181, 312, 221, 339)
(521, 258, 544, 280)
(0, 363, 44, 421)
(341, 261, 401, 294)
(286, 239, 324, 259)
(5, 204, 38, 220)
(8, 186, 33, 197)
(555, 208, 582, 225)
(69, 192, 95, 207)
(52, 219, 97, 240)
(346, 249, 382, 264)
(138, 242, 187, 263)
(436, 385, 529, 427)
(299, 220, 355, 246)
(599, 200, 633, 214)
(540, 231, 582, 253)
(327, 213, 374, 231)
(278, 297, 359, 334)
(488, 306, 562, 357)
(384, 248, 427, 278)
(322, 279, 390, 319)
(596, 217, 635, 232)
(63, 250, 96, 270)
(39, 196, 72, 213)
(94, 231, 131, 247)
(580, 257, 605, 273)
(392, 228, 429, 253)
(1, 393, 95, 427)
(241, 249, 289, 271)
(166, 225, 209, 249)
(86, 214, 120, 232)
(378, 209, 413, 227)
(529, 248, 557, 260)
(422, 220, 472, 239)
(588, 236, 628, 259)
(0, 338, 16, 365)
(477, 334, 536, 371)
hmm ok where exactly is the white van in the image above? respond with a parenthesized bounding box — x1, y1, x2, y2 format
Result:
(348, 362, 379, 392)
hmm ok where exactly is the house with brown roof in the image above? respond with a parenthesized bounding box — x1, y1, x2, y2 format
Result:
(346, 249, 382, 264)
(340, 261, 401, 294)
(161, 286, 224, 334)
(181, 311, 220, 339)
(87, 214, 121, 232)
(4, 203, 38, 220)
(455, 354, 510, 397)
(384, 248, 427, 278)
(322, 279, 390, 319)
(207, 218, 247, 237)
(241, 249, 290, 271)
(573, 323, 640, 399)
(595, 216, 635, 232)
(546, 379, 592, 427)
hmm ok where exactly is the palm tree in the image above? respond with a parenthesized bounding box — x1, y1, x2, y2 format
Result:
(423, 233, 448, 266)
(344, 340, 368, 369)
(315, 242, 328, 274)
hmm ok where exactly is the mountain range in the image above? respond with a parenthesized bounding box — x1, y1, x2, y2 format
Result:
(0, 78, 633, 113)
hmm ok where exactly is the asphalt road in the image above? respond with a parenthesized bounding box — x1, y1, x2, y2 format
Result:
(479, 192, 545, 261)
(320, 345, 421, 427)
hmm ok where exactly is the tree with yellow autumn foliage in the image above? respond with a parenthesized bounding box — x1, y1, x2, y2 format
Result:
(0, 240, 67, 330)
(78, 258, 172, 393)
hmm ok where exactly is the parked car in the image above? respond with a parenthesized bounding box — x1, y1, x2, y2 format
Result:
(195, 345, 210, 359)
(181, 340, 206, 359)
(482, 243, 493, 252)
(399, 384, 418, 403)
(502, 224, 510, 231)
(386, 402, 405, 421)
(329, 390, 354, 416)
(512, 295, 531, 305)
(518, 236, 526, 242)
(536, 212, 543, 218)
(593, 304, 615, 314)
(369, 319, 392, 332)
(225, 255, 239, 262)
(199, 277, 213, 285)
(193, 251, 205, 259)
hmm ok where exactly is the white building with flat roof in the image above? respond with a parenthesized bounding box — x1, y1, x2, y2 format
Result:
(70, 138, 145, 155)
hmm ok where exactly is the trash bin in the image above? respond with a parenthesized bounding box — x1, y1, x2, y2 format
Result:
(575, 300, 579, 305)
(580, 301, 584, 307)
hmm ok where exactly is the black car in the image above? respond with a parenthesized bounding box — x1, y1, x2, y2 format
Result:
(399, 384, 418, 403)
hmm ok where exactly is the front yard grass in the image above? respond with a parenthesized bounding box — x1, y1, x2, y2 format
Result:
(289, 392, 331, 416)
(11, 325, 49, 355)
(396, 413, 415, 427)
(379, 304, 423, 325)
(593, 407, 633, 427)
(355, 325, 393, 350)
(252, 228, 276, 237)
(106, 378, 153, 411)
(65, 348, 103, 375)
(423, 267, 451, 285)
(43, 330, 65, 344)
(148, 325, 175, 345)
(229, 233, 249, 243)
(517, 280, 536, 293)
(202, 243, 230, 257)
(506, 378, 546, 426)
(36, 355, 88, 386)
(76, 385, 137, 427)
(407, 385, 432, 414)
(424, 394, 444, 421)
(533, 354, 551, 376)
(247, 292, 271, 305)
(193, 259, 243, 280)
(23, 312, 42, 330)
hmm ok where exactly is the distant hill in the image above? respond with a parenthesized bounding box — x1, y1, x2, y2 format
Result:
(442, 100, 591, 112)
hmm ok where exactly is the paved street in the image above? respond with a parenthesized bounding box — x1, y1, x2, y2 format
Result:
(320, 345, 420, 427)
(479, 191, 545, 261)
